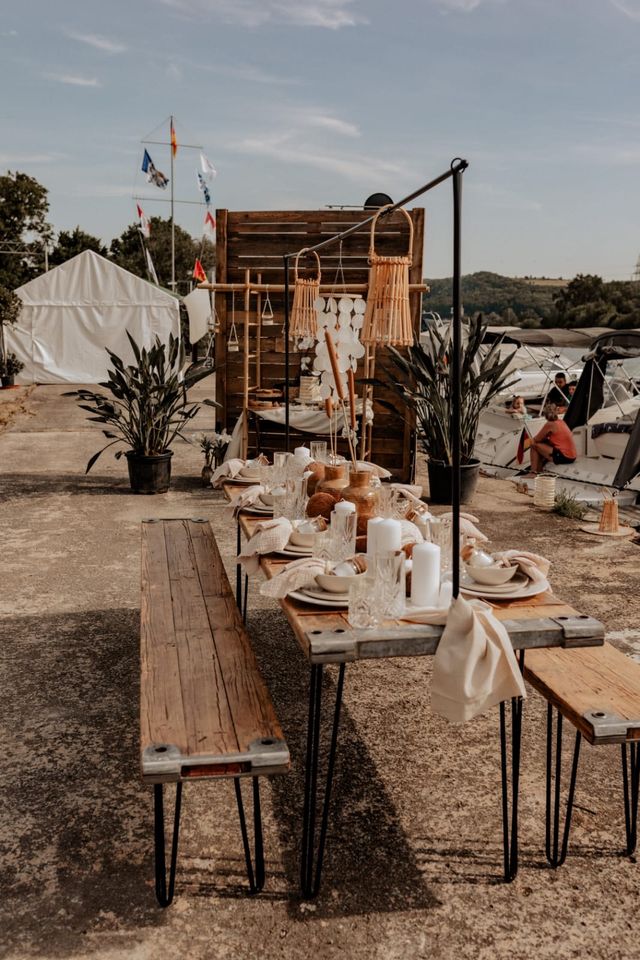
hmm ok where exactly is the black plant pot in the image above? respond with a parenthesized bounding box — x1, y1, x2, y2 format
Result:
(1, 375, 15, 388)
(427, 458, 480, 505)
(126, 450, 173, 494)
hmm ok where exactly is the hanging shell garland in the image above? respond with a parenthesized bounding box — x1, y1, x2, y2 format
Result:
(313, 295, 366, 402)
(289, 249, 321, 340)
(361, 205, 414, 347)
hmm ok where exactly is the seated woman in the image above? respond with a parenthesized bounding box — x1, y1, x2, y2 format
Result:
(529, 403, 577, 474)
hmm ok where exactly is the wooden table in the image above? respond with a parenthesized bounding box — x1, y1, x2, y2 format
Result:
(223, 482, 605, 894)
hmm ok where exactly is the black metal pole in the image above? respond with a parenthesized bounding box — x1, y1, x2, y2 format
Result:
(283, 254, 291, 451)
(451, 160, 466, 599)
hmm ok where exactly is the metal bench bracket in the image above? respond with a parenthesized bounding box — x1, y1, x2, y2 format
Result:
(551, 616, 605, 647)
(583, 710, 640, 741)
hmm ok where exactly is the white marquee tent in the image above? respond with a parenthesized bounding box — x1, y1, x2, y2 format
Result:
(8, 250, 181, 384)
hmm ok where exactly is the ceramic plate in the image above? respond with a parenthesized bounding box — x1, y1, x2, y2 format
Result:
(241, 505, 273, 516)
(228, 476, 262, 486)
(301, 585, 350, 603)
(274, 544, 314, 558)
(288, 589, 348, 608)
(460, 578, 550, 601)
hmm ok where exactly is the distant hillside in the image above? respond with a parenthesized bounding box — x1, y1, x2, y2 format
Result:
(424, 271, 640, 330)
(424, 271, 559, 326)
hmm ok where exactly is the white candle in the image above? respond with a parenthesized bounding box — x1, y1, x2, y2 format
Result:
(411, 542, 441, 608)
(375, 519, 402, 554)
(438, 580, 453, 609)
(294, 445, 310, 459)
(366, 517, 384, 557)
(333, 500, 356, 515)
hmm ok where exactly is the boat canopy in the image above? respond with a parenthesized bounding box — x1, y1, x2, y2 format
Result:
(564, 330, 640, 487)
(483, 327, 613, 348)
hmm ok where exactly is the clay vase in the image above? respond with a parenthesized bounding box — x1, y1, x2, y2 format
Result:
(342, 468, 380, 536)
(316, 462, 349, 501)
(306, 460, 326, 495)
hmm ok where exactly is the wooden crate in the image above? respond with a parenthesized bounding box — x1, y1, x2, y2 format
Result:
(215, 208, 425, 481)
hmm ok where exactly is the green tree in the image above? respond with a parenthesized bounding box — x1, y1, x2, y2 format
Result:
(0, 171, 52, 288)
(554, 274, 605, 316)
(49, 227, 108, 267)
(0, 285, 21, 363)
(109, 217, 215, 292)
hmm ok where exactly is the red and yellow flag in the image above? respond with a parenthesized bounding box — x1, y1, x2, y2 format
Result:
(192, 259, 206, 283)
(170, 120, 178, 157)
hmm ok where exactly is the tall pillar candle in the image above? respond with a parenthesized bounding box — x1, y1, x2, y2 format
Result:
(375, 519, 402, 554)
(411, 541, 441, 608)
(333, 500, 356, 516)
(366, 517, 384, 558)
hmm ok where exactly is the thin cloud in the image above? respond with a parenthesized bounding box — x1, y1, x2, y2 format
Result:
(610, 0, 640, 20)
(231, 133, 410, 181)
(0, 152, 64, 164)
(66, 31, 127, 53)
(157, 0, 364, 29)
(304, 113, 360, 137)
(434, 0, 484, 10)
(195, 60, 297, 84)
(45, 73, 102, 87)
(1, 30, 18, 37)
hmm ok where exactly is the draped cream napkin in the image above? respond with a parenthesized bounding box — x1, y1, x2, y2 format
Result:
(439, 511, 488, 543)
(401, 596, 526, 723)
(211, 458, 246, 488)
(390, 483, 424, 501)
(355, 460, 392, 479)
(224, 484, 265, 519)
(238, 517, 293, 574)
(493, 549, 550, 585)
(260, 557, 326, 599)
(400, 519, 425, 546)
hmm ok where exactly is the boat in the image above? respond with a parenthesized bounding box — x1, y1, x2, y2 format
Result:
(475, 328, 640, 503)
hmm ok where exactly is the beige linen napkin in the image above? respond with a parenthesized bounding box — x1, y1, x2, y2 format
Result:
(400, 596, 526, 723)
(211, 458, 246, 488)
(439, 511, 488, 543)
(260, 557, 326, 599)
(390, 483, 424, 502)
(224, 484, 265, 519)
(355, 460, 392, 479)
(493, 549, 550, 584)
(238, 517, 293, 574)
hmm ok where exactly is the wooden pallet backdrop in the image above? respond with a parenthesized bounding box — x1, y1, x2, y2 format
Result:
(214, 208, 425, 482)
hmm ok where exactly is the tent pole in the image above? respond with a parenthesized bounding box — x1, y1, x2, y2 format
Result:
(283, 254, 290, 451)
(170, 115, 175, 291)
(451, 161, 464, 600)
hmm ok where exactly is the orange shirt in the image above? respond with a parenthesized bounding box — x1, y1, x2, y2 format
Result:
(536, 420, 577, 459)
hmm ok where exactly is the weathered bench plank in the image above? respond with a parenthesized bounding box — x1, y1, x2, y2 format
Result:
(141, 519, 288, 781)
(525, 642, 640, 744)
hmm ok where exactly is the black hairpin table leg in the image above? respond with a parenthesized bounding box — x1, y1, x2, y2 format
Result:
(235, 522, 243, 612)
(545, 705, 581, 867)
(154, 782, 183, 908)
(300, 663, 346, 899)
(234, 778, 265, 894)
(499, 650, 525, 882)
(621, 741, 640, 856)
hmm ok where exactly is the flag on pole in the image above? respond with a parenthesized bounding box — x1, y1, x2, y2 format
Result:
(170, 119, 178, 158)
(136, 203, 151, 239)
(199, 152, 216, 180)
(145, 247, 159, 285)
(193, 259, 207, 283)
(203, 210, 216, 236)
(141, 149, 169, 189)
(197, 172, 211, 205)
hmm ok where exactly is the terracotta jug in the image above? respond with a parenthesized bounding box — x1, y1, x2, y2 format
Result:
(316, 462, 349, 500)
(342, 468, 380, 536)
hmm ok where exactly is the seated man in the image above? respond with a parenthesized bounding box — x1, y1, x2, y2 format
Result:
(546, 373, 571, 409)
(528, 403, 577, 474)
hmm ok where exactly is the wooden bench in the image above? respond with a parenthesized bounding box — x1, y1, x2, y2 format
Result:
(524, 642, 640, 867)
(140, 518, 289, 907)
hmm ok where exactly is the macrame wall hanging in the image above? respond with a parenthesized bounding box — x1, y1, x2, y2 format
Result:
(361, 205, 414, 347)
(228, 292, 239, 352)
(289, 249, 321, 339)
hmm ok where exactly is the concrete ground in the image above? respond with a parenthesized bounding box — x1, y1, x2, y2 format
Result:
(2, 384, 640, 960)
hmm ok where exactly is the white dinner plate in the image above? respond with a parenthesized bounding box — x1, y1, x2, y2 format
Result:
(274, 544, 314, 558)
(228, 476, 262, 486)
(288, 589, 348, 608)
(301, 585, 350, 603)
(460, 578, 550, 601)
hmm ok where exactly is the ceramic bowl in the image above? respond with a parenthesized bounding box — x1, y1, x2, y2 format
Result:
(259, 492, 274, 506)
(315, 570, 366, 595)
(465, 562, 518, 586)
(239, 466, 261, 480)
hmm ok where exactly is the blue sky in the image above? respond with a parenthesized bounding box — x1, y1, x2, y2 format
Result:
(2, 0, 640, 279)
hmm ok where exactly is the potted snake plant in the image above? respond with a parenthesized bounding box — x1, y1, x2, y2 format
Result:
(370, 314, 515, 503)
(67, 332, 216, 494)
